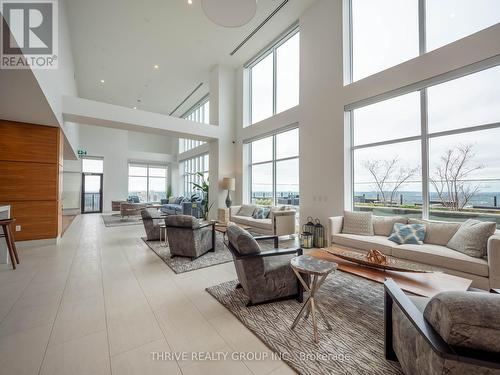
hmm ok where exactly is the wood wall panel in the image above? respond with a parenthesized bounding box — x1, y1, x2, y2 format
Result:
(0, 120, 59, 163)
(0, 201, 58, 240)
(0, 120, 62, 241)
(0, 161, 58, 201)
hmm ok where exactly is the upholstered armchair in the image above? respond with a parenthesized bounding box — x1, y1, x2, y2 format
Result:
(384, 279, 500, 374)
(226, 224, 304, 306)
(165, 215, 215, 260)
(141, 208, 161, 241)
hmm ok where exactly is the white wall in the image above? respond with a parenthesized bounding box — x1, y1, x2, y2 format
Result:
(77, 124, 177, 212)
(30, 0, 80, 156)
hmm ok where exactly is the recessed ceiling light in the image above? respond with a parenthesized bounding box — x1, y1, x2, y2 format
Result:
(154, 64, 159, 69)
(100, 79, 105, 83)
(188, 0, 192, 4)
(449, 13, 456, 18)
(133, 106, 137, 109)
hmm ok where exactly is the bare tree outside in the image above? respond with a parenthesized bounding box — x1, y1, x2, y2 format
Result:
(431, 144, 484, 211)
(362, 157, 420, 205)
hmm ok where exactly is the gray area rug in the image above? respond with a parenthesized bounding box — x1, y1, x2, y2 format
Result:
(206, 272, 402, 375)
(141, 234, 233, 273)
(102, 214, 142, 227)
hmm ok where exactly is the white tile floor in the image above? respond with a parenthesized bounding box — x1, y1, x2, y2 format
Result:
(0, 214, 294, 375)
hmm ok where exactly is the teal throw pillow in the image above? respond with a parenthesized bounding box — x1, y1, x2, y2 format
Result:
(388, 223, 426, 245)
(252, 207, 271, 219)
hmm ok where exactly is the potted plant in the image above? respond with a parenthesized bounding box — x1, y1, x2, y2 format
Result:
(191, 172, 214, 220)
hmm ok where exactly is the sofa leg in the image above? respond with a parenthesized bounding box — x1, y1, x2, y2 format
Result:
(235, 283, 243, 289)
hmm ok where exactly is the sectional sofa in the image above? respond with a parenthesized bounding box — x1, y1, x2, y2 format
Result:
(328, 215, 500, 289)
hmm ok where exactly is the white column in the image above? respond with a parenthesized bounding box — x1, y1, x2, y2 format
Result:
(208, 65, 236, 219)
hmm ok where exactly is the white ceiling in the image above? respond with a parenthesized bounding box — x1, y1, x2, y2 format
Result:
(65, 0, 316, 117)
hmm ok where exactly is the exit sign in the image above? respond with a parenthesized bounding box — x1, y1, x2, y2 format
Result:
(78, 149, 87, 157)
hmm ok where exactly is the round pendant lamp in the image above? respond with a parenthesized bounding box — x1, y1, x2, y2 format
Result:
(201, 0, 257, 27)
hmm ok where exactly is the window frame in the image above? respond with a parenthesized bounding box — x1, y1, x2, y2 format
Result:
(246, 23, 300, 125)
(248, 127, 299, 206)
(179, 95, 209, 153)
(128, 162, 168, 203)
(348, 62, 500, 222)
(180, 153, 210, 197)
(348, 0, 499, 83)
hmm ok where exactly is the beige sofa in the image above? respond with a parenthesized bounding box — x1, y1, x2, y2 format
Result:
(328, 215, 500, 290)
(229, 205, 296, 236)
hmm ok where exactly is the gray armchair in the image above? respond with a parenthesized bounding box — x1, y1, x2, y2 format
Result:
(165, 215, 215, 260)
(226, 224, 304, 306)
(384, 278, 500, 374)
(141, 208, 161, 241)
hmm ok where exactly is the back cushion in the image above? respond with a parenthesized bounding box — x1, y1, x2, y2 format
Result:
(372, 216, 408, 237)
(424, 291, 500, 352)
(237, 205, 257, 217)
(227, 224, 261, 255)
(342, 211, 374, 236)
(409, 218, 460, 246)
(447, 219, 496, 258)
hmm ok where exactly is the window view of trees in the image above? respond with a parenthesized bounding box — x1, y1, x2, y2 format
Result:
(352, 66, 500, 228)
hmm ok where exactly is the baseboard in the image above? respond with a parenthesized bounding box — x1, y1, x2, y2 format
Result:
(16, 237, 58, 248)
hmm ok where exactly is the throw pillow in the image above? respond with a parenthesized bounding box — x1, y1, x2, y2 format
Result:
(409, 218, 460, 246)
(372, 216, 408, 237)
(237, 205, 257, 217)
(447, 219, 496, 258)
(342, 211, 374, 236)
(252, 207, 271, 219)
(388, 223, 426, 245)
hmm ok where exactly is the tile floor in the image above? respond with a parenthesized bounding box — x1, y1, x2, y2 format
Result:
(0, 214, 294, 375)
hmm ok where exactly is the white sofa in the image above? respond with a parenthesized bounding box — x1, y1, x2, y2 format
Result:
(328, 215, 500, 290)
(229, 205, 296, 236)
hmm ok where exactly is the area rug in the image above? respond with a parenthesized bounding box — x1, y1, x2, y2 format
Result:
(142, 234, 294, 274)
(206, 272, 402, 375)
(141, 233, 233, 273)
(101, 214, 142, 227)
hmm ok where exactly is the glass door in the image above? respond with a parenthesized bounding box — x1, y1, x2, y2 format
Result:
(81, 173, 103, 213)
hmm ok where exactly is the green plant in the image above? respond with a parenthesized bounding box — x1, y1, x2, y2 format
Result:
(166, 185, 172, 199)
(191, 172, 214, 220)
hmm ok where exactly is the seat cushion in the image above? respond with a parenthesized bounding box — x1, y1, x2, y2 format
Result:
(409, 218, 460, 246)
(392, 243, 489, 277)
(331, 233, 394, 255)
(231, 215, 272, 230)
(373, 215, 408, 236)
(424, 291, 500, 352)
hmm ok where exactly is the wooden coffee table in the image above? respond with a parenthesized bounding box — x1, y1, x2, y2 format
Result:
(214, 222, 252, 240)
(309, 247, 473, 298)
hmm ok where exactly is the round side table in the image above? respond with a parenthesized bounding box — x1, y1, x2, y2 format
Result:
(290, 254, 337, 343)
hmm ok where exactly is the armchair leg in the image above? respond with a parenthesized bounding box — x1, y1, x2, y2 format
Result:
(235, 283, 243, 289)
(384, 288, 398, 361)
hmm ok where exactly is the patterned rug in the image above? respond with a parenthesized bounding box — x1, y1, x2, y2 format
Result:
(101, 214, 142, 227)
(206, 272, 402, 375)
(141, 234, 233, 273)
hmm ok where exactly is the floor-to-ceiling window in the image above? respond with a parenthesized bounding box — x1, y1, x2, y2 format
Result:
(128, 163, 168, 203)
(179, 96, 209, 153)
(246, 26, 299, 125)
(180, 154, 209, 197)
(249, 128, 299, 207)
(350, 0, 500, 81)
(350, 65, 500, 227)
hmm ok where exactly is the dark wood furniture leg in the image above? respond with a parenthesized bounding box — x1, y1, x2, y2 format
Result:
(1, 221, 17, 270)
(7, 224, 19, 264)
(384, 286, 397, 361)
